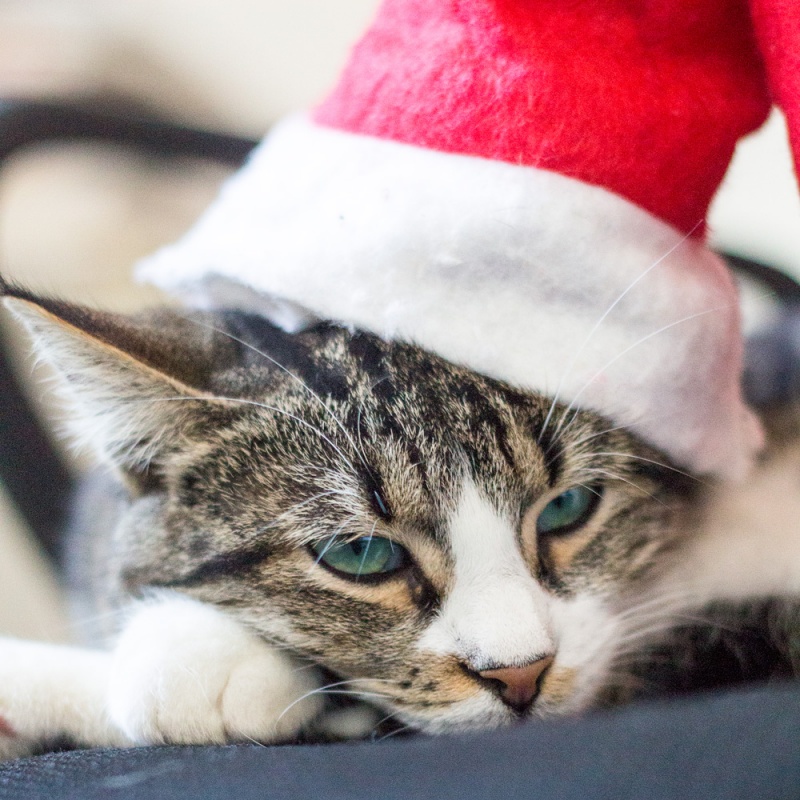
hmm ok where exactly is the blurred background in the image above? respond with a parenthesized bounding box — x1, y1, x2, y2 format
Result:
(0, 0, 798, 642)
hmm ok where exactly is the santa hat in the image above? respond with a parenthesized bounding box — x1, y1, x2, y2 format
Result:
(138, 0, 800, 480)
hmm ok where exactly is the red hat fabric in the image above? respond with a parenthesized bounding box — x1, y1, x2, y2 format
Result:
(316, 0, 773, 235)
(751, 0, 800, 173)
(139, 0, 800, 480)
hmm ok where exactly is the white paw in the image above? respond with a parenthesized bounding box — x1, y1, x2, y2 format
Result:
(107, 595, 324, 745)
(0, 637, 127, 759)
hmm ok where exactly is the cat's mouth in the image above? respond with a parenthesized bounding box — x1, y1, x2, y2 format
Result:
(327, 654, 597, 735)
(320, 591, 626, 734)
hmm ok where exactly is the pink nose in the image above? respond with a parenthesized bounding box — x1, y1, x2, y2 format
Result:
(478, 656, 554, 711)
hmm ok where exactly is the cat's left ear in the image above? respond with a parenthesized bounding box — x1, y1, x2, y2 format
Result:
(1, 278, 240, 481)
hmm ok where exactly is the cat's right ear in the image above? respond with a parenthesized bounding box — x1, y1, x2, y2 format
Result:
(1, 278, 240, 482)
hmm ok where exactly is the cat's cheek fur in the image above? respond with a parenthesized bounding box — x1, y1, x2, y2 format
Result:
(538, 594, 623, 713)
(397, 693, 512, 735)
(108, 593, 325, 745)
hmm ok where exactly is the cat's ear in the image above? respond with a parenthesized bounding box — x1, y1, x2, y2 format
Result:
(1, 278, 239, 482)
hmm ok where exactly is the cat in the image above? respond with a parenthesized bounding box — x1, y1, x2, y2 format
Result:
(0, 277, 797, 759)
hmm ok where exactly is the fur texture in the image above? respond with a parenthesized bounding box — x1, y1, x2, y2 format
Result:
(0, 286, 705, 752)
(2, 283, 798, 757)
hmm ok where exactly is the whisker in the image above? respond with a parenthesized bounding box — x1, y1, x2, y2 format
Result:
(553, 421, 633, 453)
(355, 404, 367, 468)
(370, 711, 403, 734)
(549, 302, 730, 449)
(593, 452, 706, 485)
(377, 724, 414, 742)
(538, 223, 702, 444)
(285, 489, 356, 513)
(305, 513, 362, 577)
(614, 593, 697, 623)
(247, 489, 361, 540)
(613, 622, 690, 649)
(67, 606, 129, 633)
(357, 519, 380, 577)
(580, 467, 667, 505)
(277, 679, 397, 723)
(180, 314, 374, 477)
(313, 537, 340, 567)
(237, 732, 269, 748)
(292, 661, 325, 674)
(125, 394, 360, 475)
(574, 481, 604, 498)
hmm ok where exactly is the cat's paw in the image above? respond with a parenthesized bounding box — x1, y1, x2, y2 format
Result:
(0, 637, 128, 759)
(107, 595, 324, 745)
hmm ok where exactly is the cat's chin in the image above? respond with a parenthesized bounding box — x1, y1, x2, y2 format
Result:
(363, 656, 613, 734)
(392, 696, 517, 735)
(379, 688, 597, 735)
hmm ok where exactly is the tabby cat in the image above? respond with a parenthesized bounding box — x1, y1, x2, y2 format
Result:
(0, 279, 795, 759)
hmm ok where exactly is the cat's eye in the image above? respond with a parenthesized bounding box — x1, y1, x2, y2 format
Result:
(310, 535, 409, 579)
(536, 486, 600, 536)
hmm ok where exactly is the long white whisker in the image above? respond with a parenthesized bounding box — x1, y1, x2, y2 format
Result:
(291, 661, 324, 674)
(538, 222, 702, 444)
(580, 467, 666, 505)
(357, 519, 381, 577)
(277, 679, 397, 723)
(377, 724, 414, 741)
(180, 314, 374, 476)
(307, 513, 362, 575)
(125, 394, 359, 474)
(614, 593, 697, 622)
(557, 421, 633, 453)
(548, 302, 730, 450)
(613, 622, 690, 648)
(247, 490, 359, 539)
(593, 452, 705, 485)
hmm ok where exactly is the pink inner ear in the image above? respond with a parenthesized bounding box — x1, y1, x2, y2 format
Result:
(0, 715, 16, 738)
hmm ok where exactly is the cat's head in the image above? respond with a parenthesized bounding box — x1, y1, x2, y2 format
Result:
(4, 283, 697, 733)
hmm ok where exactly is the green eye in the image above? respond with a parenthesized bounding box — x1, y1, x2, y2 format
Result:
(310, 535, 408, 578)
(536, 486, 600, 535)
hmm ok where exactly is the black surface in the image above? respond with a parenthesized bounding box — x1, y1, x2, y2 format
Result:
(0, 684, 798, 800)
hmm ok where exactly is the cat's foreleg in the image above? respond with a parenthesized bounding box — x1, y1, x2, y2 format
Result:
(0, 594, 327, 759)
(0, 637, 128, 759)
(106, 593, 326, 745)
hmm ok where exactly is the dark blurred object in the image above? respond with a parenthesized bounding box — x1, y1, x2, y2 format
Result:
(0, 321, 73, 562)
(0, 99, 258, 166)
(731, 253, 800, 409)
